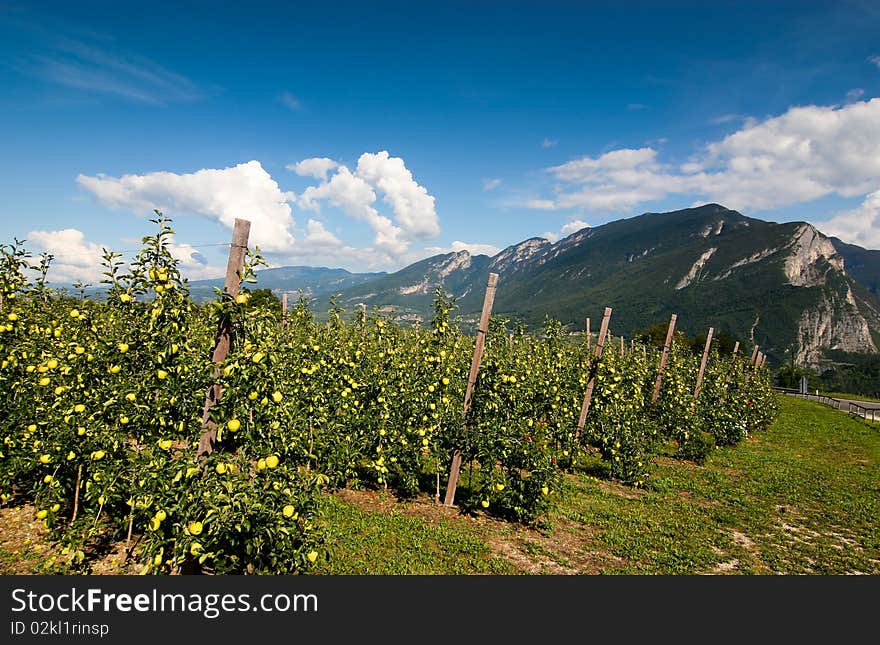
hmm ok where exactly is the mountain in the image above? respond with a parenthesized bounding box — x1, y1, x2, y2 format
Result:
(318, 251, 492, 321)
(317, 204, 880, 370)
(186, 265, 386, 303)
(830, 237, 880, 296)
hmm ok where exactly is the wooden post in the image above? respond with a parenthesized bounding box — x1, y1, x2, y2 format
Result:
(443, 272, 499, 507)
(585, 317, 591, 351)
(281, 292, 288, 327)
(693, 327, 714, 403)
(724, 340, 742, 386)
(652, 314, 677, 404)
(749, 345, 759, 365)
(197, 219, 251, 459)
(576, 307, 612, 440)
(754, 351, 763, 370)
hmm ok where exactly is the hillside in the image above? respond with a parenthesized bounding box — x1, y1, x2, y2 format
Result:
(186, 265, 386, 303)
(317, 204, 880, 370)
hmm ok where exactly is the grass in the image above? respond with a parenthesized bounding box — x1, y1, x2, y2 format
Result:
(820, 391, 880, 404)
(3, 396, 878, 575)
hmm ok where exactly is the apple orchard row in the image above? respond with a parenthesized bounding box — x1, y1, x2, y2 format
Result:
(0, 216, 778, 573)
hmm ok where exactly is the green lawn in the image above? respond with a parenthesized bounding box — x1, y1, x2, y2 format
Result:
(820, 391, 880, 404)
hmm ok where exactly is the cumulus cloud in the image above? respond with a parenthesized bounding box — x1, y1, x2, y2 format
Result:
(296, 165, 407, 256)
(542, 219, 591, 243)
(355, 151, 440, 239)
(541, 147, 681, 211)
(26, 228, 106, 283)
(542, 137, 559, 148)
(869, 55, 880, 69)
(420, 240, 502, 258)
(816, 191, 880, 250)
(167, 240, 225, 281)
(303, 219, 343, 248)
(77, 160, 296, 253)
(482, 178, 502, 191)
(294, 151, 439, 260)
(288, 157, 339, 180)
(561, 219, 590, 236)
(78, 151, 441, 273)
(529, 98, 880, 215)
(24, 228, 228, 283)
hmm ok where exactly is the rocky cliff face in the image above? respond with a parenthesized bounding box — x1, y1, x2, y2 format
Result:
(781, 224, 876, 367)
(784, 224, 845, 287)
(488, 238, 551, 274)
(397, 250, 473, 295)
(795, 288, 878, 367)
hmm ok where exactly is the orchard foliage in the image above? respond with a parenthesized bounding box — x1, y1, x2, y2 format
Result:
(0, 215, 778, 573)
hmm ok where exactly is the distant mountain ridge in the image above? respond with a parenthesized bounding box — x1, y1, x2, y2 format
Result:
(309, 204, 880, 370)
(186, 265, 386, 303)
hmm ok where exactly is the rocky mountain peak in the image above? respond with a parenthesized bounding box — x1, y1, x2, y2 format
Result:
(785, 223, 845, 287)
(489, 237, 552, 273)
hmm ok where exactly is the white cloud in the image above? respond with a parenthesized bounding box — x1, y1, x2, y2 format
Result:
(696, 98, 880, 209)
(355, 151, 440, 239)
(296, 165, 407, 256)
(280, 91, 303, 111)
(24, 228, 227, 283)
(549, 147, 661, 181)
(868, 55, 880, 69)
(77, 160, 296, 253)
(529, 98, 880, 214)
(541, 147, 681, 211)
(541, 219, 591, 243)
(542, 137, 558, 148)
(815, 191, 880, 250)
(710, 114, 745, 125)
(26, 228, 106, 283)
(303, 219, 343, 248)
(845, 88, 865, 103)
(288, 157, 339, 181)
(296, 151, 439, 260)
(20, 36, 203, 104)
(297, 165, 374, 215)
(77, 151, 441, 273)
(561, 219, 590, 236)
(482, 178, 502, 191)
(420, 240, 502, 258)
(168, 240, 225, 281)
(646, 137, 668, 146)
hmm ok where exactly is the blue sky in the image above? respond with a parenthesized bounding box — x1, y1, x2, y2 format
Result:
(2, 0, 880, 283)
